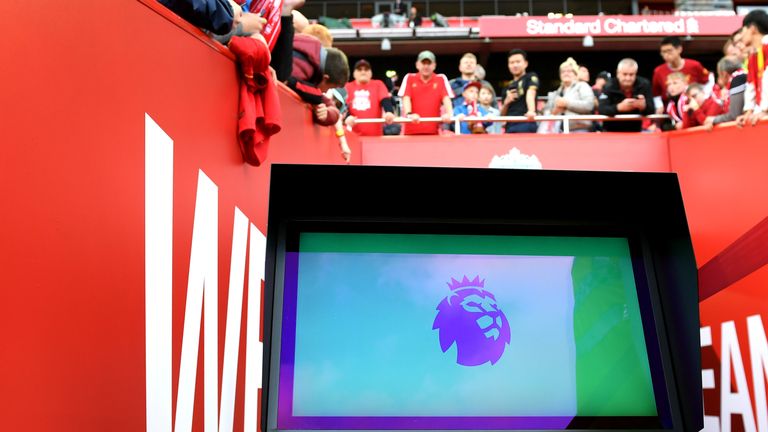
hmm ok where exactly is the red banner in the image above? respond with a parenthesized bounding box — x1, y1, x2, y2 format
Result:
(479, 15, 743, 38)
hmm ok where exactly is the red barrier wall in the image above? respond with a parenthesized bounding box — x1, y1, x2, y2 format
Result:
(2, 1, 766, 431)
(360, 133, 670, 172)
(668, 123, 768, 430)
(0, 1, 354, 431)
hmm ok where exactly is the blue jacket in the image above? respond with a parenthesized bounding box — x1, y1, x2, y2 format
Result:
(453, 104, 491, 134)
(159, 0, 234, 34)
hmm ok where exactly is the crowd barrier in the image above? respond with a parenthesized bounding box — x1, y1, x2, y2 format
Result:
(1, 0, 766, 430)
(355, 114, 671, 134)
(1, 1, 355, 431)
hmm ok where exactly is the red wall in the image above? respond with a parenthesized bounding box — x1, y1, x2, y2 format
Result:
(2, 0, 766, 431)
(361, 132, 670, 172)
(668, 124, 768, 430)
(0, 1, 354, 430)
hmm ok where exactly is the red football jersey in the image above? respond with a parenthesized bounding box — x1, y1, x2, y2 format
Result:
(345, 79, 390, 136)
(398, 73, 453, 135)
(652, 58, 709, 103)
(249, 0, 282, 51)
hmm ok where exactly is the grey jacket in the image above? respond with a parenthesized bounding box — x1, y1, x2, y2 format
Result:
(542, 81, 595, 131)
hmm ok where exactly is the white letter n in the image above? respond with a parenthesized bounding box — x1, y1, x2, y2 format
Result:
(175, 170, 219, 432)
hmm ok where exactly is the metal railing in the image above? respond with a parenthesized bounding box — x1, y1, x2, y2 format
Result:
(354, 114, 670, 134)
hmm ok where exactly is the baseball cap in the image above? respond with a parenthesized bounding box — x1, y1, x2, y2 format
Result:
(597, 71, 612, 80)
(417, 50, 436, 63)
(354, 59, 371, 70)
(462, 81, 482, 92)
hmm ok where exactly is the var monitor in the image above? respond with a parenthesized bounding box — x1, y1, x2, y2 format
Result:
(262, 165, 700, 432)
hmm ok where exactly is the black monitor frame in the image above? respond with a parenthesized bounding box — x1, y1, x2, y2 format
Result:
(263, 164, 701, 432)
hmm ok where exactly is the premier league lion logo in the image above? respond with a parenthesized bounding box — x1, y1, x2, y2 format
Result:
(432, 276, 511, 366)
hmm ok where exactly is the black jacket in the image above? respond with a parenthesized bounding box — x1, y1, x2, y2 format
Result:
(598, 76, 655, 132)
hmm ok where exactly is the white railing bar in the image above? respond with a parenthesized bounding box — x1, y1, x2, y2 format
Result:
(354, 114, 669, 124)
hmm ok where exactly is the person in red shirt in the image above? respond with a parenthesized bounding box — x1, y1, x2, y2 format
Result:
(398, 50, 454, 135)
(683, 83, 724, 128)
(652, 36, 710, 113)
(737, 9, 768, 126)
(344, 60, 396, 136)
(664, 72, 689, 130)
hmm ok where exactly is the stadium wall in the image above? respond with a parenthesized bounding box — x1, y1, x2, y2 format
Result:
(1, 0, 766, 431)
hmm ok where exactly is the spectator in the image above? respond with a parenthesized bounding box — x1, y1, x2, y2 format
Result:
(472, 64, 495, 95)
(398, 50, 454, 135)
(590, 71, 611, 131)
(540, 57, 595, 133)
(479, 83, 502, 134)
(598, 58, 655, 132)
(501, 49, 539, 133)
(578, 65, 591, 84)
(593, 71, 611, 98)
(449, 53, 478, 107)
(324, 87, 352, 161)
(270, 0, 306, 81)
(652, 36, 710, 113)
(738, 9, 768, 126)
(664, 72, 689, 130)
(344, 60, 396, 136)
(302, 23, 333, 47)
(453, 82, 491, 134)
(244, 0, 285, 49)
(704, 57, 747, 129)
(288, 32, 350, 126)
(683, 83, 724, 128)
(374, 12, 407, 28)
(160, 0, 241, 35)
(384, 69, 400, 96)
(729, 28, 748, 65)
(409, 6, 422, 28)
(724, 29, 747, 64)
(160, 0, 274, 46)
(393, 0, 408, 16)
(382, 69, 402, 135)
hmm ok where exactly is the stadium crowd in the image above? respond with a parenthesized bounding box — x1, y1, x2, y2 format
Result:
(156, 0, 768, 161)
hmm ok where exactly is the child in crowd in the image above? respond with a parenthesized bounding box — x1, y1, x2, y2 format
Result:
(288, 32, 349, 125)
(453, 81, 491, 134)
(665, 72, 689, 130)
(302, 23, 333, 47)
(684, 83, 724, 128)
(479, 83, 501, 134)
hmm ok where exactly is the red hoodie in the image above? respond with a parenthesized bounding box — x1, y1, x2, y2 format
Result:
(229, 36, 282, 166)
(684, 96, 724, 128)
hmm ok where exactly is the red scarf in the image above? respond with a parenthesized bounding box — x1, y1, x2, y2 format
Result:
(666, 93, 687, 124)
(465, 101, 478, 116)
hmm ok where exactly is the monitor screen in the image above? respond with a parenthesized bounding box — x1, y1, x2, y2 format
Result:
(272, 231, 666, 430)
(263, 164, 701, 432)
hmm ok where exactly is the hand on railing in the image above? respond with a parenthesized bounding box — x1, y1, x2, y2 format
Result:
(736, 111, 767, 128)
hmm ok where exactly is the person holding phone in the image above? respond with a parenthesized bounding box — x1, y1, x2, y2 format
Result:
(501, 49, 540, 133)
(598, 58, 655, 132)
